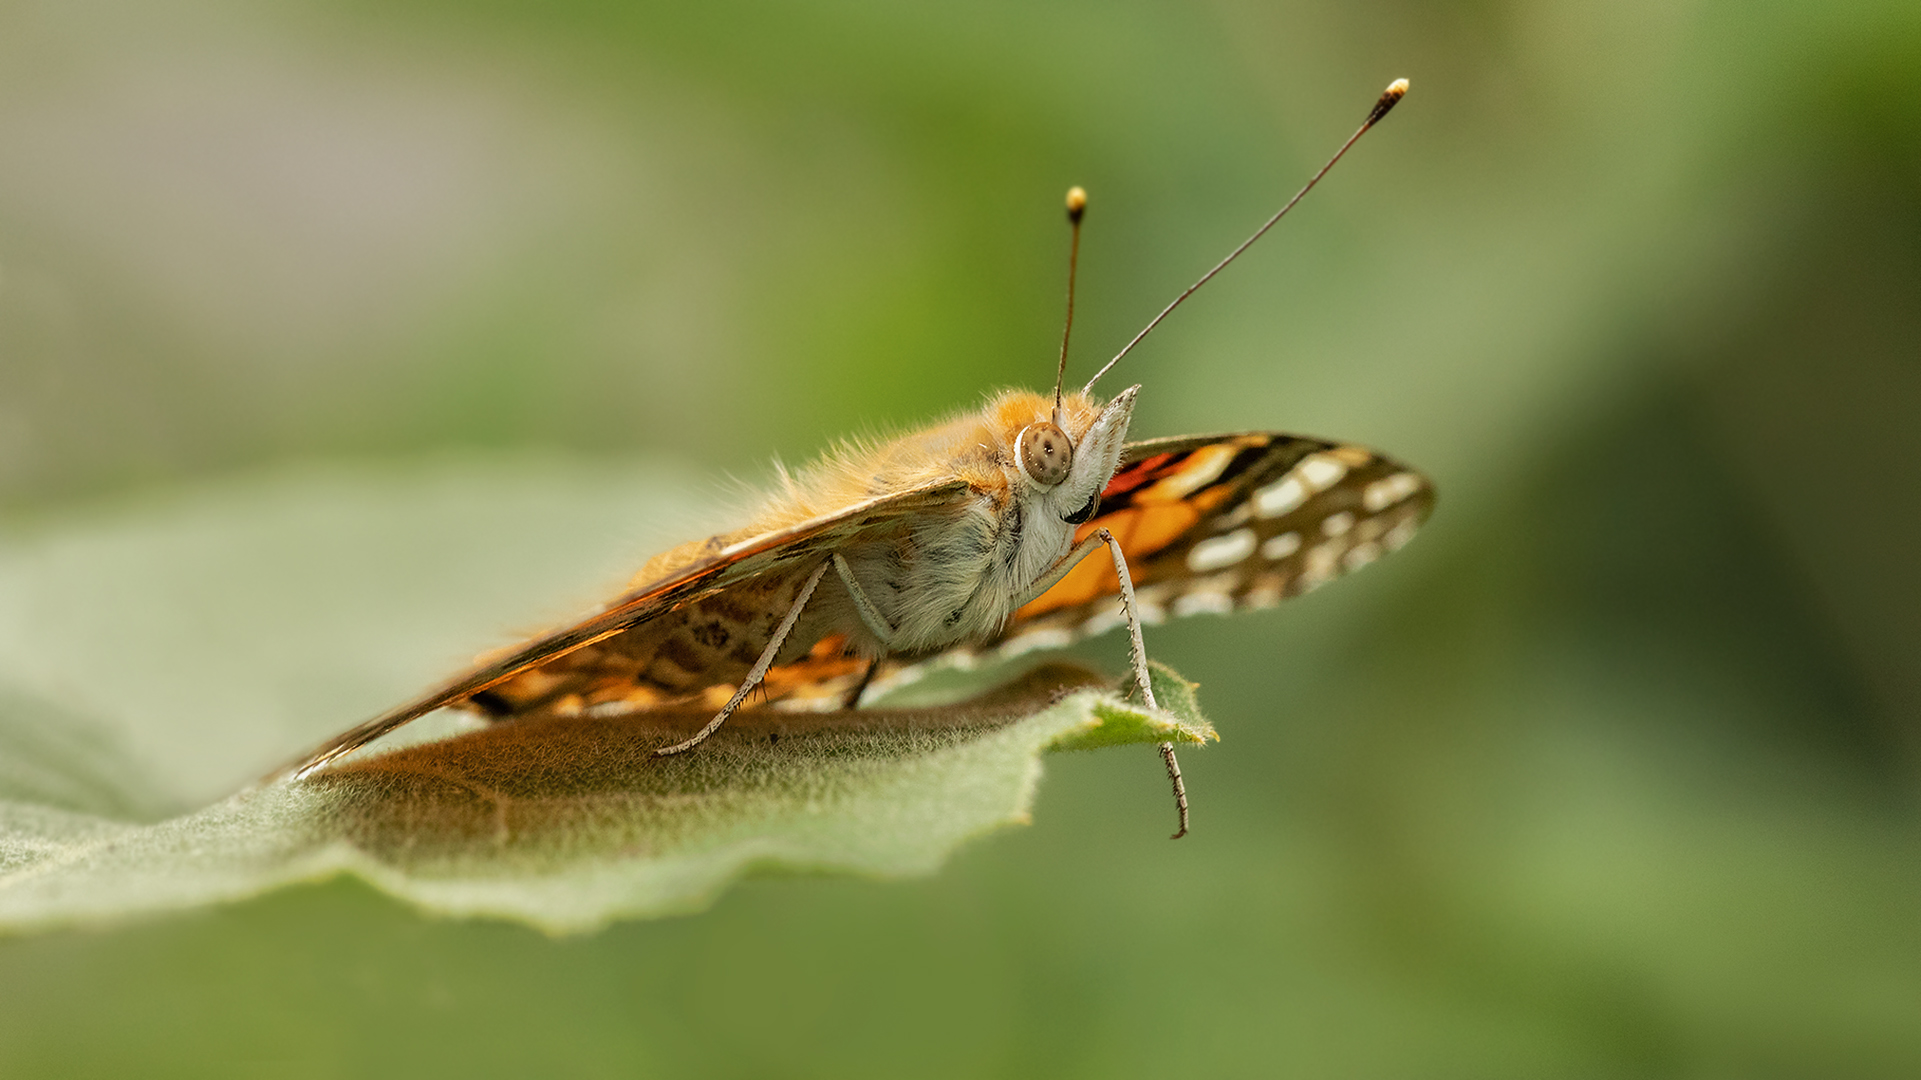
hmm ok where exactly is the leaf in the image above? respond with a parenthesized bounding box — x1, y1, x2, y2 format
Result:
(1055, 662, 1215, 752)
(0, 662, 1209, 935)
(0, 464, 1215, 935)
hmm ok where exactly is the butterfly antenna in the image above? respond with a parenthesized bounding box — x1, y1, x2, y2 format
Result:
(1052, 185, 1088, 423)
(1083, 77, 1408, 395)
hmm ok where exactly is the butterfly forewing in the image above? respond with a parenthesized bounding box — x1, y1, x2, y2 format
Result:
(991, 432, 1433, 656)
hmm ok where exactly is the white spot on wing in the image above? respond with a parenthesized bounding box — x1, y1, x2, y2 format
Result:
(1254, 476, 1306, 518)
(866, 663, 930, 699)
(1261, 532, 1302, 560)
(1384, 516, 1420, 551)
(1363, 472, 1423, 513)
(1300, 541, 1341, 592)
(1343, 541, 1382, 571)
(1243, 574, 1285, 608)
(1188, 528, 1257, 572)
(1134, 583, 1170, 625)
(1173, 590, 1234, 616)
(1211, 503, 1254, 532)
(1256, 452, 1352, 520)
(1321, 511, 1355, 537)
(998, 627, 1074, 658)
(1297, 454, 1349, 490)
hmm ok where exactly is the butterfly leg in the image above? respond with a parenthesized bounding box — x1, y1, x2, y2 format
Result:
(1016, 529, 1189, 839)
(843, 657, 880, 710)
(832, 553, 901, 648)
(1014, 530, 1158, 706)
(654, 558, 832, 757)
(831, 553, 897, 710)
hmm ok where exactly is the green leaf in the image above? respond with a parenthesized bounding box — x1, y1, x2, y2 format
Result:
(1055, 662, 1216, 752)
(0, 464, 1213, 935)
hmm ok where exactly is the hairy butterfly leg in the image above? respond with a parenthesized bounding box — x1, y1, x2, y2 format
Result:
(1014, 528, 1189, 839)
(843, 657, 880, 710)
(829, 553, 896, 710)
(833, 553, 901, 649)
(655, 558, 832, 756)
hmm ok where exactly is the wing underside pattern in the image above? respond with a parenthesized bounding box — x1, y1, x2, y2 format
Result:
(983, 431, 1433, 659)
(284, 433, 1431, 776)
(281, 479, 971, 775)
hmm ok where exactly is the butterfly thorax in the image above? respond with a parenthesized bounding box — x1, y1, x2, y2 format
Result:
(816, 387, 1133, 652)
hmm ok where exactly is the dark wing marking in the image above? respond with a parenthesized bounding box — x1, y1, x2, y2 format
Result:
(989, 432, 1433, 655)
(276, 478, 972, 779)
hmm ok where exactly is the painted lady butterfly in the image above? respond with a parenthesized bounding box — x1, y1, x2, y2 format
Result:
(282, 80, 1427, 839)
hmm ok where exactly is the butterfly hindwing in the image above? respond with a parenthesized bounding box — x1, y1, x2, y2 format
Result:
(992, 432, 1433, 654)
(287, 478, 971, 774)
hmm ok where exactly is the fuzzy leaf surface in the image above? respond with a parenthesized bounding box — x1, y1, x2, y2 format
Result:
(0, 464, 1212, 934)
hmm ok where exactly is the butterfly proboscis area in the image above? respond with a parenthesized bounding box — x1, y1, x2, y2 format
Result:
(276, 79, 1427, 841)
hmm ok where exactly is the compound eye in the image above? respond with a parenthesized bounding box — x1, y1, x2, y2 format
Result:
(1018, 423, 1073, 486)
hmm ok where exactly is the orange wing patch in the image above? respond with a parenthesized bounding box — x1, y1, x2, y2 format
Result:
(1018, 502, 1203, 618)
(1001, 432, 1433, 647)
(1131, 441, 1242, 503)
(1016, 437, 1266, 619)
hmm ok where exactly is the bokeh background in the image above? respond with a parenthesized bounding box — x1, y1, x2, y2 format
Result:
(3, 0, 1919, 1075)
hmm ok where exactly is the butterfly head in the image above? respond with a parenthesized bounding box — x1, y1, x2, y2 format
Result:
(992, 384, 1137, 527)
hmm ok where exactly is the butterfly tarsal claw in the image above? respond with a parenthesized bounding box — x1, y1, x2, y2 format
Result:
(1161, 743, 1190, 840)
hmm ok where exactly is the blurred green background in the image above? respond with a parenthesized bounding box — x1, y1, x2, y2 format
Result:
(3, 0, 1919, 1075)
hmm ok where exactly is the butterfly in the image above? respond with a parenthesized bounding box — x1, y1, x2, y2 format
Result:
(280, 79, 1426, 840)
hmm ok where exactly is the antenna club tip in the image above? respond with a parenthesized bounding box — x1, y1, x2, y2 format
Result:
(1065, 185, 1088, 222)
(1366, 78, 1410, 126)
